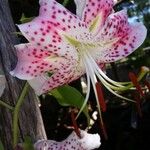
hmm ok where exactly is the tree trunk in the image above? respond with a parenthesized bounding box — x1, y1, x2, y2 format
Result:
(0, 0, 47, 149)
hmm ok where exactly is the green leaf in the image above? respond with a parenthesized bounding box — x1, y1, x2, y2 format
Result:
(20, 14, 35, 23)
(50, 85, 90, 124)
(0, 140, 4, 150)
(23, 136, 34, 150)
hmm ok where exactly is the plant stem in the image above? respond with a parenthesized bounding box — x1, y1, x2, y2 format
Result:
(12, 82, 29, 148)
(63, 0, 69, 6)
(71, 110, 81, 138)
(0, 100, 14, 110)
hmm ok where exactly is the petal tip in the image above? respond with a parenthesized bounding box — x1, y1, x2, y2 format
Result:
(132, 22, 147, 46)
(10, 70, 17, 77)
(79, 130, 101, 149)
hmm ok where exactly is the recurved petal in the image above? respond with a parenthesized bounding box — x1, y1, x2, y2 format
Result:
(17, 18, 64, 50)
(10, 43, 69, 80)
(96, 10, 129, 40)
(82, 0, 114, 28)
(107, 22, 147, 62)
(93, 22, 147, 63)
(18, 0, 88, 55)
(39, 0, 84, 31)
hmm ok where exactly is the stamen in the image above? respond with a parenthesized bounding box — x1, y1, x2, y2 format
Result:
(84, 52, 135, 102)
(99, 119, 108, 140)
(82, 53, 108, 139)
(86, 52, 128, 87)
(76, 67, 91, 118)
(95, 82, 106, 112)
(95, 70, 135, 102)
(71, 110, 81, 138)
(128, 72, 145, 97)
(133, 92, 142, 118)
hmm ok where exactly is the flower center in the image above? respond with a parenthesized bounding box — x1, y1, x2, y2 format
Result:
(64, 34, 97, 48)
(64, 33, 135, 118)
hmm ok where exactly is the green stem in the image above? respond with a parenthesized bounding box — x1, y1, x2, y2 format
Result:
(63, 0, 69, 6)
(12, 82, 29, 148)
(0, 100, 14, 111)
(137, 67, 150, 81)
(12, 32, 22, 36)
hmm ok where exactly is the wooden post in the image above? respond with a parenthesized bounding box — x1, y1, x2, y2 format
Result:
(0, 0, 47, 149)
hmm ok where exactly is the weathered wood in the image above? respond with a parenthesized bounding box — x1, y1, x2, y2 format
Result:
(0, 0, 47, 149)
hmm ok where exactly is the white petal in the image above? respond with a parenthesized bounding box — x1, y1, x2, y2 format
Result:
(34, 130, 101, 150)
(79, 130, 101, 150)
(74, 0, 86, 18)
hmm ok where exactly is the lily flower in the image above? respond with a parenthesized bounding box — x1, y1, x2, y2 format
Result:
(34, 130, 101, 150)
(10, 0, 147, 111)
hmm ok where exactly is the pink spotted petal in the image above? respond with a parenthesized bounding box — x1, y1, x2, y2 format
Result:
(34, 130, 101, 150)
(28, 58, 84, 95)
(96, 10, 129, 41)
(93, 10, 147, 63)
(28, 67, 74, 95)
(18, 18, 65, 51)
(39, 0, 85, 31)
(17, 0, 88, 56)
(103, 22, 147, 62)
(82, 0, 114, 27)
(10, 43, 69, 80)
